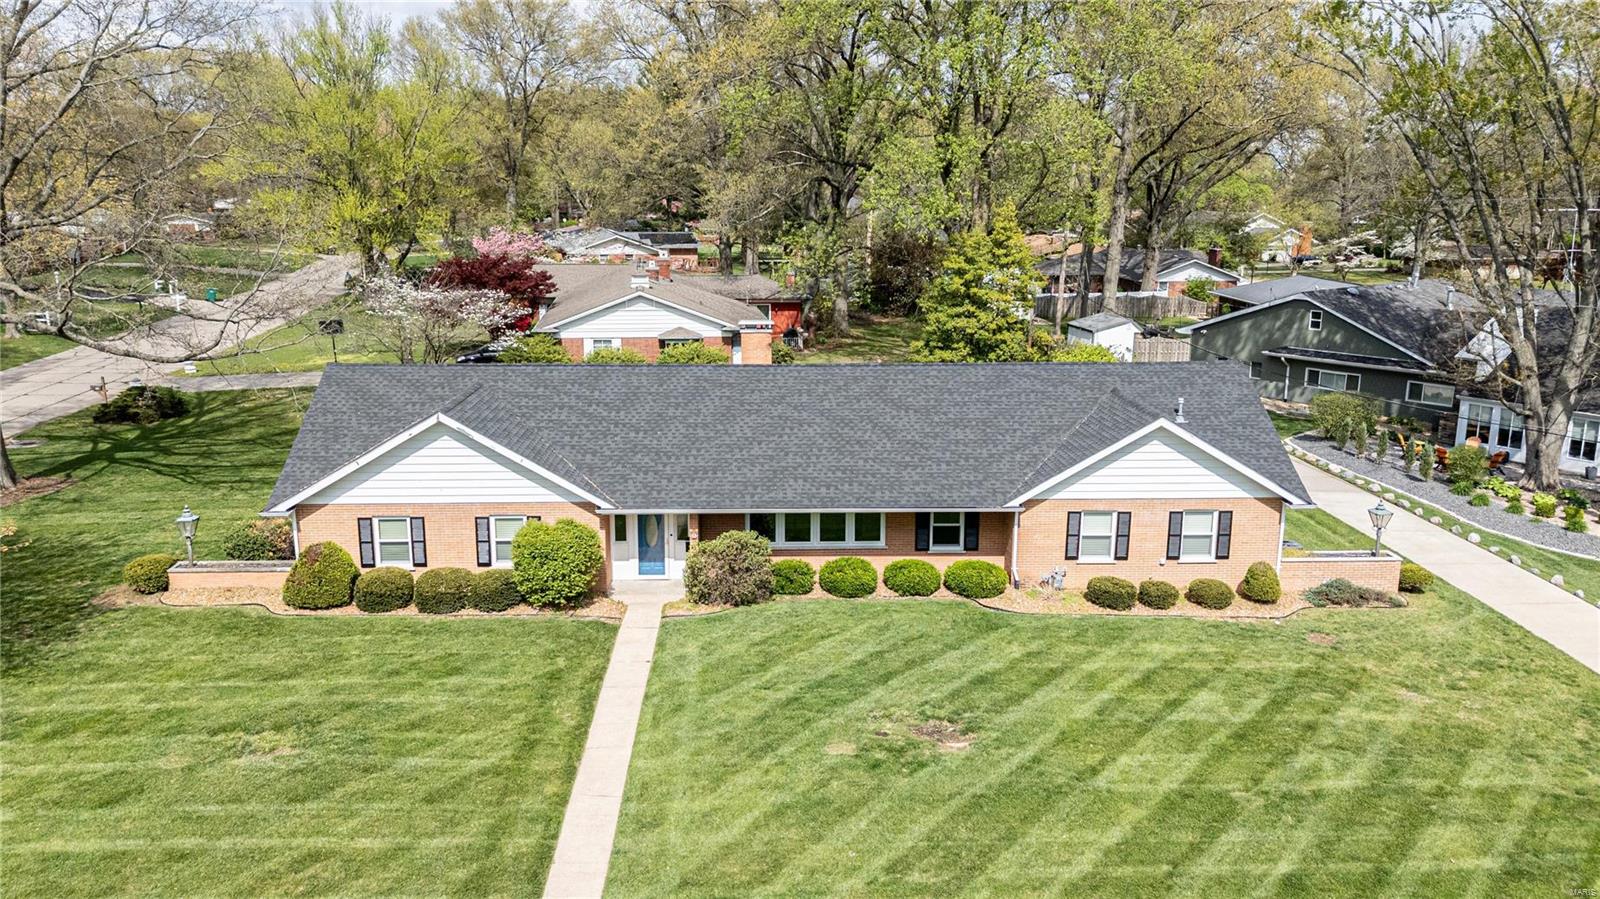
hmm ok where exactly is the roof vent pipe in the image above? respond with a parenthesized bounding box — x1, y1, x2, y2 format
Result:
(1445, 286, 1455, 310)
(1175, 397, 1187, 424)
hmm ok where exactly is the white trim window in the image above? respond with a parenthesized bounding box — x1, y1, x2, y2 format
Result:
(752, 303, 773, 319)
(375, 517, 413, 567)
(929, 511, 965, 551)
(584, 337, 620, 354)
(745, 512, 886, 547)
(1462, 401, 1494, 444)
(1305, 368, 1359, 392)
(1179, 510, 1217, 561)
(1570, 419, 1600, 462)
(1405, 380, 1456, 407)
(1249, 361, 1264, 380)
(490, 515, 526, 566)
(1308, 309, 1323, 331)
(1077, 511, 1115, 562)
(1495, 410, 1525, 451)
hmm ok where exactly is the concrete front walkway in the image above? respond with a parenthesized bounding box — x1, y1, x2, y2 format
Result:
(544, 583, 678, 898)
(1295, 460, 1600, 674)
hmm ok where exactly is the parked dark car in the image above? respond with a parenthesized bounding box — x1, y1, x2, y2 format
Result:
(455, 335, 518, 364)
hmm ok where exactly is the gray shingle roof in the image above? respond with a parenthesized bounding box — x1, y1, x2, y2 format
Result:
(1213, 275, 1351, 306)
(265, 363, 1309, 512)
(1040, 247, 1238, 282)
(1068, 312, 1136, 333)
(533, 265, 767, 329)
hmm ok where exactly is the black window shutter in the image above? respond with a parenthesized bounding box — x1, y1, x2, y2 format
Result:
(1215, 511, 1233, 559)
(475, 517, 491, 567)
(409, 517, 427, 567)
(914, 513, 931, 552)
(963, 513, 980, 551)
(1115, 512, 1132, 560)
(1166, 511, 1183, 560)
(356, 518, 375, 568)
(1065, 512, 1081, 560)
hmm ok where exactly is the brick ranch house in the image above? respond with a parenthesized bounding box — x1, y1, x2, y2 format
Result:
(531, 265, 807, 363)
(218, 363, 1401, 598)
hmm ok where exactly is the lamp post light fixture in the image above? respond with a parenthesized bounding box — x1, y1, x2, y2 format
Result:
(175, 506, 200, 564)
(1368, 500, 1393, 557)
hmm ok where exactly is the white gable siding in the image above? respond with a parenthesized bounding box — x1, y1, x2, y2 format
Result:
(1158, 261, 1236, 285)
(305, 423, 588, 505)
(1035, 430, 1275, 500)
(557, 295, 726, 338)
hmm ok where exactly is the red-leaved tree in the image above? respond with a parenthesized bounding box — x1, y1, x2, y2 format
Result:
(427, 254, 556, 330)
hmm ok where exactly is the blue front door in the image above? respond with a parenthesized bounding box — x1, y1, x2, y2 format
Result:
(637, 514, 665, 576)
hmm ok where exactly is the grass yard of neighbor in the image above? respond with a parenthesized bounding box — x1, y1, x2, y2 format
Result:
(0, 333, 76, 370)
(1, 608, 614, 897)
(610, 510, 1600, 896)
(181, 304, 414, 375)
(795, 314, 920, 364)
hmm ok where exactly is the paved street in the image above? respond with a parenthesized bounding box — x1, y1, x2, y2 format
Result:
(1295, 459, 1600, 675)
(0, 255, 352, 436)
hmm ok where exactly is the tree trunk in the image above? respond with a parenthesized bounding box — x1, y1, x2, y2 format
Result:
(1138, 244, 1160, 293)
(0, 429, 18, 490)
(718, 235, 734, 275)
(505, 176, 519, 223)
(743, 235, 760, 275)
(1101, 104, 1135, 313)
(833, 265, 852, 336)
(1521, 399, 1571, 491)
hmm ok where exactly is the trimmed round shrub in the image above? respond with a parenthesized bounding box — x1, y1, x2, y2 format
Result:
(1398, 561, 1434, 594)
(355, 567, 413, 613)
(1530, 492, 1558, 518)
(770, 341, 796, 365)
(583, 346, 649, 364)
(1566, 505, 1591, 534)
(943, 559, 1007, 599)
(770, 558, 815, 596)
(656, 342, 729, 364)
(883, 559, 940, 597)
(471, 568, 523, 611)
(222, 517, 294, 560)
(512, 518, 604, 608)
(92, 385, 190, 425)
(497, 334, 571, 363)
(124, 553, 177, 594)
(818, 556, 878, 598)
(414, 567, 473, 614)
(1238, 562, 1282, 604)
(283, 541, 358, 609)
(1137, 579, 1180, 610)
(685, 530, 773, 606)
(1185, 578, 1235, 610)
(1085, 575, 1137, 611)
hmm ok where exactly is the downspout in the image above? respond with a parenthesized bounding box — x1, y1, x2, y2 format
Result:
(1275, 502, 1286, 572)
(1010, 510, 1022, 587)
(290, 508, 301, 558)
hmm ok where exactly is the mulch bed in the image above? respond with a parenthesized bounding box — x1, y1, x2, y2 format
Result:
(665, 590, 1320, 621)
(0, 476, 74, 507)
(99, 584, 625, 621)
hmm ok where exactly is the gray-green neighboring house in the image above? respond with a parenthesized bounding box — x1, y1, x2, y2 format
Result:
(1178, 278, 1476, 424)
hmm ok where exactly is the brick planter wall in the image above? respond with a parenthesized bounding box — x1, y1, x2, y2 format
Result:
(1280, 552, 1402, 595)
(167, 561, 293, 591)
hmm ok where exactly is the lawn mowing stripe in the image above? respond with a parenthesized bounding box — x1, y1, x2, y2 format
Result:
(620, 618, 1079, 893)
(967, 657, 1350, 896)
(824, 644, 1195, 896)
(1460, 789, 1544, 899)
(682, 605, 902, 703)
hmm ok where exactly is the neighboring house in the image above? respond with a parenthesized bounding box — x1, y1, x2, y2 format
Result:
(162, 212, 215, 238)
(1212, 275, 1352, 314)
(1066, 312, 1139, 362)
(260, 363, 1314, 593)
(1241, 212, 1312, 264)
(1042, 248, 1240, 297)
(532, 265, 805, 363)
(549, 228, 703, 269)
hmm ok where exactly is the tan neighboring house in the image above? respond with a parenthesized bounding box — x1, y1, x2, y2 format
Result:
(234, 363, 1398, 599)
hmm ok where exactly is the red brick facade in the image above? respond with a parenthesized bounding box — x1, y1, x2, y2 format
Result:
(699, 512, 1012, 576)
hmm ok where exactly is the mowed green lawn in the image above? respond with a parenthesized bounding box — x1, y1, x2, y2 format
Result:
(0, 333, 76, 369)
(1, 608, 614, 897)
(611, 532, 1600, 895)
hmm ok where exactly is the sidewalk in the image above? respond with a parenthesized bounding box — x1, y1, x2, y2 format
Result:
(1295, 460, 1600, 674)
(543, 584, 676, 898)
(1, 255, 351, 436)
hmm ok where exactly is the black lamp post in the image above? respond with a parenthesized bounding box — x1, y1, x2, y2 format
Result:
(175, 506, 199, 563)
(1368, 500, 1393, 557)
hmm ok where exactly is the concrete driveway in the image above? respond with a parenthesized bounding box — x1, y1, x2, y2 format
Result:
(1295, 459, 1600, 675)
(1, 255, 353, 437)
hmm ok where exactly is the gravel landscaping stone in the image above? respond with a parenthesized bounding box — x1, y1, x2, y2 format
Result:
(1293, 435, 1600, 557)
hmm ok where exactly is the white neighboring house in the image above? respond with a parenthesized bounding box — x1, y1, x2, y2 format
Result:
(1242, 212, 1308, 264)
(1065, 312, 1138, 362)
(1454, 399, 1600, 477)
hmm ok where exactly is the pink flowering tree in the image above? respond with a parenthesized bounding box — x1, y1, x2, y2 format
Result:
(359, 273, 523, 363)
(471, 227, 552, 261)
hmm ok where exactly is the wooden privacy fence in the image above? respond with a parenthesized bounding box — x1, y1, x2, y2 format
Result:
(1035, 292, 1211, 323)
(1131, 336, 1192, 362)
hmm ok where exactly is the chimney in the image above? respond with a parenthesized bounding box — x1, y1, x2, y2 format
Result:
(1206, 246, 1222, 268)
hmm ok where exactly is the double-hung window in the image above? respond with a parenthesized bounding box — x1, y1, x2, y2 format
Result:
(929, 512, 965, 551)
(1570, 419, 1600, 462)
(1308, 309, 1323, 331)
(490, 515, 526, 566)
(747, 512, 886, 547)
(376, 517, 413, 566)
(585, 337, 620, 354)
(1165, 509, 1232, 562)
(1305, 368, 1359, 392)
(1077, 512, 1114, 561)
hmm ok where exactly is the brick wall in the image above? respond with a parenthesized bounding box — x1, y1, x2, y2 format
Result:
(560, 337, 584, 362)
(699, 511, 1011, 575)
(168, 563, 291, 591)
(295, 502, 612, 590)
(1280, 553, 1402, 595)
(1014, 497, 1283, 590)
(739, 329, 772, 365)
